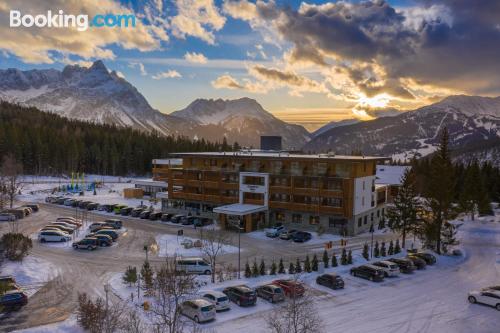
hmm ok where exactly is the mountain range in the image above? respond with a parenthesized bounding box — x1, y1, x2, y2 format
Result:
(0, 61, 309, 149)
(2, 60, 500, 164)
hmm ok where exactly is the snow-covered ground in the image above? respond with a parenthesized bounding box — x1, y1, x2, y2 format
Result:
(13, 316, 83, 333)
(154, 234, 239, 258)
(0, 256, 59, 297)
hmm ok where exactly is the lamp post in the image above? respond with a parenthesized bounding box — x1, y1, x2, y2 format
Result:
(228, 216, 243, 279)
(370, 223, 375, 258)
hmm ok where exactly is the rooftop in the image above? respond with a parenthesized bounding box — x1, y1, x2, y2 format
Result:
(375, 165, 411, 185)
(168, 151, 389, 161)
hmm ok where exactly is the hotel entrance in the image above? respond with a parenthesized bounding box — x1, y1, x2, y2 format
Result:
(214, 203, 268, 233)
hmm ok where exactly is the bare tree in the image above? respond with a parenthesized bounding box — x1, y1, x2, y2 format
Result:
(201, 229, 231, 283)
(266, 275, 323, 333)
(0, 174, 7, 210)
(149, 257, 198, 333)
(1, 155, 23, 209)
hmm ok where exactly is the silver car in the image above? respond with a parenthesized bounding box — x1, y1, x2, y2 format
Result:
(0, 213, 16, 222)
(202, 291, 231, 311)
(180, 299, 216, 323)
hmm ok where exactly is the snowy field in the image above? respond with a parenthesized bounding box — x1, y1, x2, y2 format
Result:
(154, 233, 240, 257)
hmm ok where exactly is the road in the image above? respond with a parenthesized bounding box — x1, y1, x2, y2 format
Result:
(0, 203, 398, 332)
(210, 221, 500, 333)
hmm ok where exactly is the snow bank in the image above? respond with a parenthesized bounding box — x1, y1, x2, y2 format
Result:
(154, 234, 239, 258)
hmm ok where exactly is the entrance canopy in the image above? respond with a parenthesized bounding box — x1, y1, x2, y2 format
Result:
(213, 203, 267, 216)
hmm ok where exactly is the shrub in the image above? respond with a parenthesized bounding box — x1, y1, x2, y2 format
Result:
(341, 248, 348, 265)
(278, 258, 285, 274)
(388, 240, 394, 255)
(252, 259, 259, 277)
(322, 250, 329, 268)
(362, 243, 369, 260)
(288, 262, 295, 274)
(304, 255, 311, 273)
(270, 261, 277, 275)
(244, 261, 252, 278)
(331, 253, 338, 267)
(295, 258, 302, 273)
(0, 233, 32, 261)
(122, 266, 137, 287)
(347, 250, 353, 264)
(259, 258, 266, 276)
(394, 239, 401, 254)
(312, 254, 319, 271)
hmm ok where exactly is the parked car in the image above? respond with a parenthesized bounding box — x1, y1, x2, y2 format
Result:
(24, 204, 39, 212)
(256, 284, 285, 303)
(72, 200, 83, 207)
(131, 208, 144, 217)
(406, 255, 427, 269)
(266, 226, 285, 238)
(56, 218, 82, 227)
(139, 210, 152, 219)
(180, 299, 216, 323)
(105, 204, 118, 213)
(316, 273, 345, 290)
(149, 212, 163, 221)
(3, 209, 25, 219)
(0, 213, 16, 222)
(72, 238, 99, 250)
(0, 290, 28, 309)
(372, 261, 401, 277)
(46, 224, 74, 234)
(388, 258, 416, 274)
(482, 286, 500, 292)
(56, 198, 67, 205)
(86, 203, 99, 211)
(272, 279, 305, 297)
(412, 252, 437, 265)
(171, 214, 185, 223)
(95, 229, 118, 241)
(85, 233, 113, 247)
(161, 213, 174, 222)
(120, 207, 134, 216)
(222, 285, 257, 306)
(79, 201, 92, 209)
(182, 216, 196, 225)
(45, 196, 59, 203)
(350, 264, 385, 282)
(175, 258, 211, 275)
(292, 231, 312, 243)
(114, 205, 127, 214)
(194, 217, 213, 227)
(279, 229, 298, 240)
(89, 222, 106, 232)
(64, 198, 76, 206)
(50, 221, 77, 230)
(202, 291, 231, 311)
(38, 230, 71, 243)
(468, 290, 500, 311)
(103, 219, 122, 229)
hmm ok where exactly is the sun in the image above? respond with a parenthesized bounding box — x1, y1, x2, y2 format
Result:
(352, 93, 392, 120)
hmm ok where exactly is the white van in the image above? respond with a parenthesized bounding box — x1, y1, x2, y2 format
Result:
(176, 257, 212, 275)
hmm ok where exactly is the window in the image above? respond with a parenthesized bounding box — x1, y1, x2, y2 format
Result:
(377, 210, 380, 218)
(292, 214, 302, 223)
(325, 197, 342, 207)
(371, 213, 374, 222)
(363, 216, 367, 225)
(358, 217, 362, 227)
(276, 212, 285, 221)
(329, 217, 347, 227)
(309, 215, 320, 225)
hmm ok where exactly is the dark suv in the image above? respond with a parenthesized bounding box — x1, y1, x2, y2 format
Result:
(292, 231, 312, 243)
(350, 264, 385, 282)
(316, 273, 345, 289)
(223, 285, 257, 306)
(85, 233, 113, 247)
(388, 258, 416, 273)
(0, 290, 28, 309)
(72, 238, 98, 250)
(412, 252, 437, 265)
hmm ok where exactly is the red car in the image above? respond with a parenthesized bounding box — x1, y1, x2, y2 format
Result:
(272, 279, 305, 297)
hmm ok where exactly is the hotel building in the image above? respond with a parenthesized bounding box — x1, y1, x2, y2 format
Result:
(153, 151, 389, 236)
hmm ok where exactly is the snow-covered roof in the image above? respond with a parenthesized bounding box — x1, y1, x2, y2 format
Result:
(133, 180, 168, 187)
(153, 158, 183, 165)
(213, 203, 267, 216)
(170, 151, 388, 161)
(375, 165, 410, 185)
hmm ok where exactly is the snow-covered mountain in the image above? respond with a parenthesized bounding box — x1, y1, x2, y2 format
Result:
(0, 60, 192, 136)
(305, 95, 500, 161)
(172, 98, 310, 149)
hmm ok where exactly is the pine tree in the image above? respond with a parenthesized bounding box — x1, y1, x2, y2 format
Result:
(322, 250, 329, 268)
(252, 259, 259, 277)
(374, 241, 380, 257)
(386, 168, 421, 248)
(304, 255, 312, 273)
(331, 253, 338, 267)
(244, 261, 252, 278)
(388, 240, 394, 255)
(312, 254, 319, 271)
(381, 242, 387, 257)
(278, 258, 285, 274)
(362, 243, 369, 260)
(140, 261, 153, 293)
(270, 261, 277, 275)
(288, 262, 295, 274)
(347, 250, 353, 264)
(394, 239, 401, 254)
(259, 258, 266, 276)
(341, 248, 348, 265)
(295, 258, 302, 273)
(122, 266, 137, 287)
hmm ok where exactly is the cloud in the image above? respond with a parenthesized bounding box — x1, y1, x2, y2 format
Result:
(184, 52, 208, 64)
(211, 75, 244, 89)
(229, 0, 500, 105)
(129, 62, 147, 76)
(249, 65, 328, 94)
(170, 0, 226, 44)
(152, 70, 182, 79)
(0, 0, 169, 64)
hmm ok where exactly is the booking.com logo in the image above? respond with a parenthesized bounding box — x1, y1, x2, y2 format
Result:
(9, 10, 136, 32)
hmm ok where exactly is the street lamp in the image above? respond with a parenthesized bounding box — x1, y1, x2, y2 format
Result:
(370, 223, 375, 258)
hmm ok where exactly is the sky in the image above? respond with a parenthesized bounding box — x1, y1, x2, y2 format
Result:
(1, 0, 499, 131)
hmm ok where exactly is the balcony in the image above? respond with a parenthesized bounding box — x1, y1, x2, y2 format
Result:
(320, 206, 344, 214)
(172, 178, 186, 186)
(270, 185, 291, 193)
(293, 187, 320, 196)
(203, 194, 221, 203)
(184, 193, 203, 201)
(221, 196, 239, 204)
(221, 182, 238, 190)
(202, 181, 220, 189)
(319, 189, 343, 197)
(186, 179, 201, 187)
(269, 201, 291, 210)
